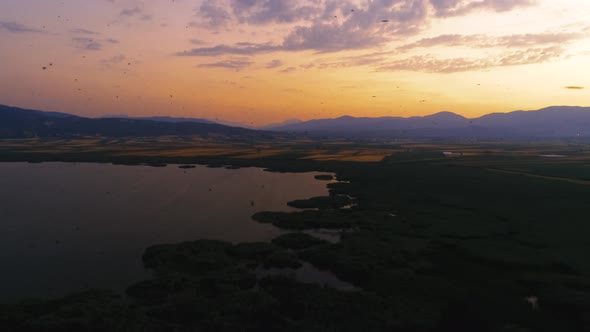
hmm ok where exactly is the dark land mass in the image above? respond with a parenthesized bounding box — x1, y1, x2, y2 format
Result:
(131, 116, 216, 124)
(0, 104, 275, 139)
(287, 195, 353, 209)
(2, 135, 590, 331)
(4, 104, 590, 140)
(271, 106, 590, 138)
(314, 174, 334, 180)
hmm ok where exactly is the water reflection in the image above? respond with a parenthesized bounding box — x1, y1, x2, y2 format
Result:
(0, 162, 331, 301)
(256, 262, 358, 291)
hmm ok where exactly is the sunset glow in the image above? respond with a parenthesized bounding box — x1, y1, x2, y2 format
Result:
(1, 0, 589, 125)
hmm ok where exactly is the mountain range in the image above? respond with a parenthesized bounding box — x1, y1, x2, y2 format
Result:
(0, 104, 268, 139)
(268, 106, 590, 138)
(101, 115, 216, 125)
(1, 104, 589, 139)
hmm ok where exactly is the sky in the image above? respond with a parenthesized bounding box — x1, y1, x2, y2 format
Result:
(0, 0, 589, 126)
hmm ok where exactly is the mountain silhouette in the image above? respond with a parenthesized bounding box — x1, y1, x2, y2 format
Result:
(2, 104, 590, 139)
(0, 104, 269, 139)
(269, 106, 590, 138)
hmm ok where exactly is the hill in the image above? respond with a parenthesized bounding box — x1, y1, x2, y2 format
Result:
(270, 107, 590, 138)
(0, 104, 270, 139)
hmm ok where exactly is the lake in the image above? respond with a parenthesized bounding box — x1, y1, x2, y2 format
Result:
(0, 162, 333, 302)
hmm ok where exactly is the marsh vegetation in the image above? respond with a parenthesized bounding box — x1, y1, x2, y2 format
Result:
(2, 137, 590, 331)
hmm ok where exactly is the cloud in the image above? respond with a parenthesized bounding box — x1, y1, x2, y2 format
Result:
(178, 12, 415, 56)
(120, 7, 142, 16)
(190, 38, 207, 45)
(72, 37, 119, 51)
(398, 34, 483, 50)
(265, 59, 283, 68)
(0, 21, 43, 33)
(119, 6, 152, 21)
(183, 0, 441, 55)
(100, 54, 134, 71)
(186, 0, 538, 56)
(194, 0, 325, 28)
(198, 2, 232, 29)
(280, 22, 385, 53)
(197, 57, 254, 71)
(102, 54, 126, 64)
(564, 86, 585, 90)
(335, 50, 399, 67)
(228, 0, 321, 25)
(280, 0, 430, 52)
(70, 28, 99, 35)
(398, 31, 585, 50)
(177, 43, 279, 56)
(280, 66, 297, 73)
(497, 45, 562, 66)
(429, 0, 536, 17)
(199, 0, 533, 29)
(72, 37, 103, 50)
(377, 45, 563, 73)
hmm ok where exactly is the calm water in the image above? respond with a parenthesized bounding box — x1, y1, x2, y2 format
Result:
(0, 162, 332, 302)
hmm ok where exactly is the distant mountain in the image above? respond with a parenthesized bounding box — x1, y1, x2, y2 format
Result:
(269, 112, 469, 132)
(0, 104, 270, 139)
(3, 104, 590, 139)
(99, 114, 218, 123)
(270, 107, 590, 138)
(139, 116, 215, 124)
(471, 106, 590, 136)
(260, 118, 302, 130)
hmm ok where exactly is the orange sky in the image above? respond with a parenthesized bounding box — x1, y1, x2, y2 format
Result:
(0, 0, 589, 126)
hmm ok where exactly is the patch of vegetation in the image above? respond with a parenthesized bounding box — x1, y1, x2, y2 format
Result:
(142, 239, 235, 275)
(253, 209, 359, 229)
(0, 290, 131, 331)
(287, 195, 353, 209)
(299, 232, 409, 286)
(271, 233, 327, 250)
(263, 252, 302, 269)
(228, 242, 280, 260)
